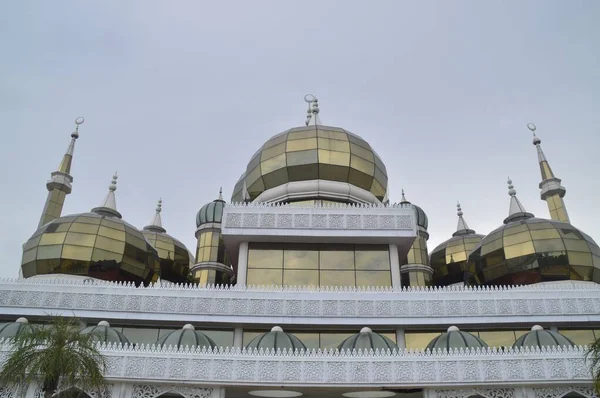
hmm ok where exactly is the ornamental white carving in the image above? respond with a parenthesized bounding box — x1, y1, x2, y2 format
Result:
(434, 388, 516, 398)
(1, 279, 600, 328)
(132, 384, 213, 398)
(533, 386, 596, 398)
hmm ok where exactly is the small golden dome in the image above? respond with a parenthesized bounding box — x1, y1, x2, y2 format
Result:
(142, 229, 193, 283)
(142, 199, 193, 284)
(21, 211, 160, 285)
(430, 234, 484, 285)
(469, 218, 600, 285)
(231, 126, 388, 204)
(430, 202, 483, 286)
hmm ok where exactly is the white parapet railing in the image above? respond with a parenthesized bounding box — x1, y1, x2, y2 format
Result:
(0, 340, 592, 388)
(1, 278, 600, 326)
(221, 202, 417, 245)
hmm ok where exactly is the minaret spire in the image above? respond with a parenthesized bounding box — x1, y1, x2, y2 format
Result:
(144, 198, 166, 233)
(453, 202, 476, 236)
(92, 173, 122, 218)
(527, 123, 569, 223)
(504, 178, 534, 224)
(304, 94, 322, 126)
(37, 117, 84, 228)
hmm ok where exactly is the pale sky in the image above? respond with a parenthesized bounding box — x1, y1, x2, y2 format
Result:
(1, 1, 599, 278)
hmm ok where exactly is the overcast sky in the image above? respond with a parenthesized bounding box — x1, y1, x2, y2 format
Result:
(1, 1, 599, 278)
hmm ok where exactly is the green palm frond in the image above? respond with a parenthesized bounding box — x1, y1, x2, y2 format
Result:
(586, 337, 600, 394)
(0, 316, 106, 396)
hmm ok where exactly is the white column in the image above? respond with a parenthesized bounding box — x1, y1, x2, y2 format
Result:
(389, 243, 401, 288)
(233, 327, 243, 348)
(237, 241, 249, 287)
(395, 328, 406, 349)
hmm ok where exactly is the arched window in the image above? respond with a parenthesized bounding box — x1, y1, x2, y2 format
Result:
(561, 393, 588, 398)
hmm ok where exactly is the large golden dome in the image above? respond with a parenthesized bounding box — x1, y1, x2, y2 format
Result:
(469, 181, 600, 285)
(231, 125, 388, 204)
(21, 210, 160, 285)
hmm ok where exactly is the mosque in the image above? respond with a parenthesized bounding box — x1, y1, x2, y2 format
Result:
(1, 98, 599, 398)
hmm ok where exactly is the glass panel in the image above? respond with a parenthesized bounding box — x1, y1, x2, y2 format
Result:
(248, 248, 283, 269)
(320, 333, 352, 350)
(261, 153, 287, 174)
(350, 143, 374, 162)
(320, 248, 354, 270)
(405, 332, 442, 349)
(36, 245, 63, 260)
(39, 233, 67, 246)
(568, 251, 593, 266)
(286, 137, 317, 152)
(293, 332, 319, 349)
(477, 331, 516, 348)
(62, 245, 93, 261)
(320, 270, 355, 287)
(318, 150, 350, 166)
(356, 270, 391, 287)
(261, 142, 286, 161)
(533, 238, 565, 252)
(288, 129, 316, 140)
(69, 223, 100, 234)
(247, 269, 282, 286)
(317, 138, 350, 152)
(530, 229, 561, 240)
(283, 270, 319, 286)
(64, 232, 97, 247)
(287, 149, 318, 166)
(559, 329, 595, 345)
(350, 155, 374, 175)
(122, 327, 160, 344)
(503, 231, 532, 246)
(201, 330, 234, 348)
(504, 241, 535, 259)
(355, 246, 390, 270)
(284, 249, 318, 269)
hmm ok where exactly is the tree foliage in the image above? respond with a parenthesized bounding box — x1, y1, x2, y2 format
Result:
(0, 317, 106, 398)
(587, 337, 600, 395)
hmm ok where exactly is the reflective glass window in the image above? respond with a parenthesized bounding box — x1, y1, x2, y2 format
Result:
(284, 249, 318, 269)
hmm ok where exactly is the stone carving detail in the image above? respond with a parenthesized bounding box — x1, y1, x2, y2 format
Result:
(0, 387, 13, 398)
(132, 384, 213, 398)
(312, 214, 327, 228)
(225, 213, 241, 228)
(364, 215, 378, 229)
(329, 214, 344, 229)
(294, 214, 309, 228)
(347, 215, 361, 229)
(434, 388, 516, 398)
(533, 386, 596, 398)
(243, 213, 259, 228)
(260, 213, 276, 228)
(278, 213, 293, 228)
(1, 280, 600, 325)
(397, 215, 413, 229)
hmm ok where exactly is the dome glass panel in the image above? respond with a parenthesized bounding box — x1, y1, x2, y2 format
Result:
(231, 126, 387, 203)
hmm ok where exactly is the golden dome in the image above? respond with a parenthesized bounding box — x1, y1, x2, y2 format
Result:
(430, 203, 483, 286)
(469, 218, 600, 285)
(142, 229, 193, 283)
(21, 211, 160, 285)
(430, 234, 484, 285)
(231, 125, 388, 204)
(142, 199, 194, 284)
